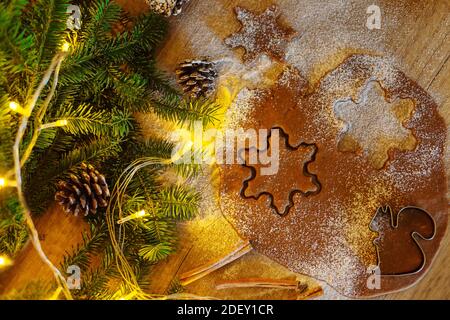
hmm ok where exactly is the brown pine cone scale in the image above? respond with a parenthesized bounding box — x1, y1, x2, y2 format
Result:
(55, 163, 110, 217)
(146, 0, 190, 17)
(176, 58, 218, 99)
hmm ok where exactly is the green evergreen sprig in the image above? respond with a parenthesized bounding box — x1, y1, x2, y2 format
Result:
(0, 0, 221, 299)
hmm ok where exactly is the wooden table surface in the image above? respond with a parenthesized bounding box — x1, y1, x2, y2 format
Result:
(0, 0, 448, 300)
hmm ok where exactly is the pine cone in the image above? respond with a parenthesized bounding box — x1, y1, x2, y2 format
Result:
(176, 58, 218, 99)
(55, 163, 110, 217)
(146, 0, 190, 17)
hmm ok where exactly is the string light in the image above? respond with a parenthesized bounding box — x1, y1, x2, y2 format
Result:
(117, 210, 147, 225)
(40, 119, 68, 130)
(56, 119, 68, 126)
(0, 177, 17, 188)
(48, 287, 62, 300)
(61, 42, 70, 52)
(9, 101, 18, 110)
(7, 43, 74, 300)
(0, 255, 13, 269)
(115, 290, 138, 300)
(8, 101, 30, 116)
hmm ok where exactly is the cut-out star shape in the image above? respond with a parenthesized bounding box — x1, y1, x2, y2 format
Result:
(225, 5, 296, 62)
(240, 128, 321, 216)
(333, 81, 417, 169)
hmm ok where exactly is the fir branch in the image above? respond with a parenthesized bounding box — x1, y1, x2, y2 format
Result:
(71, 244, 120, 300)
(60, 222, 109, 271)
(138, 242, 173, 263)
(0, 196, 28, 256)
(1, 0, 206, 300)
(132, 137, 175, 159)
(143, 219, 175, 243)
(172, 161, 202, 179)
(52, 104, 133, 138)
(134, 259, 152, 291)
(156, 185, 200, 220)
(57, 137, 122, 175)
(0, 0, 35, 75)
(58, 46, 97, 87)
(10, 50, 73, 299)
(151, 96, 222, 128)
(111, 72, 147, 107)
(128, 12, 168, 52)
(122, 192, 147, 215)
(33, 127, 57, 151)
(29, 0, 70, 69)
(0, 101, 14, 171)
(81, 0, 122, 46)
(127, 169, 160, 200)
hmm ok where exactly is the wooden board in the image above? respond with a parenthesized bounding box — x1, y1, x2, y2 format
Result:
(0, 0, 448, 300)
(0, 205, 89, 295)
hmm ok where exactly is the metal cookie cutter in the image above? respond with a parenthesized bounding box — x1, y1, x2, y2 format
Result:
(369, 205, 436, 276)
(238, 126, 321, 217)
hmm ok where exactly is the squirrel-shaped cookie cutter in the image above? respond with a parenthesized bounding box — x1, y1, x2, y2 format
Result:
(369, 205, 437, 276)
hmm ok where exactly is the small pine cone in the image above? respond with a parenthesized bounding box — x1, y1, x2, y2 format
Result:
(55, 163, 110, 217)
(146, 0, 190, 17)
(171, 0, 189, 16)
(176, 58, 218, 99)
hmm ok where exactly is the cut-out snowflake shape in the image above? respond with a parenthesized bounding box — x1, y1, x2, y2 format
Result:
(334, 81, 417, 169)
(224, 5, 296, 62)
(240, 128, 321, 216)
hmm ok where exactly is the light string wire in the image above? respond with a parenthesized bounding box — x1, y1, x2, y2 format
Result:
(106, 157, 219, 300)
(106, 157, 170, 299)
(12, 51, 73, 300)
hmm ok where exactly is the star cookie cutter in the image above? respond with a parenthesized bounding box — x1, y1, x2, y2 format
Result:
(369, 205, 436, 276)
(238, 127, 321, 217)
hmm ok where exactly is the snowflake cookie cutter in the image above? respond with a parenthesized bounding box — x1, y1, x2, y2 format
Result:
(238, 127, 321, 217)
(369, 205, 436, 276)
